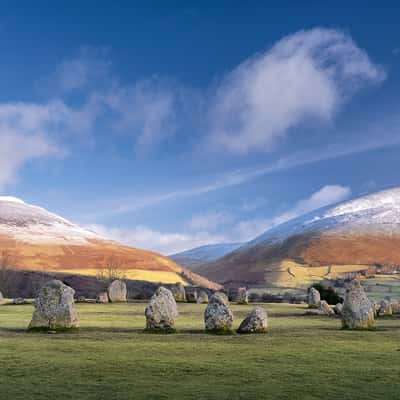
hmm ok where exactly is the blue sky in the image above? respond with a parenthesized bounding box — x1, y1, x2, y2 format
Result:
(1, 1, 400, 254)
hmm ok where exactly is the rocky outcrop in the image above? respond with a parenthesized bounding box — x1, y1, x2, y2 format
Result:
(308, 287, 320, 308)
(107, 280, 127, 303)
(204, 292, 233, 334)
(237, 307, 267, 334)
(378, 299, 392, 317)
(237, 287, 249, 304)
(197, 290, 209, 304)
(319, 300, 335, 316)
(170, 282, 186, 302)
(96, 292, 109, 303)
(145, 287, 178, 332)
(28, 280, 79, 330)
(341, 280, 375, 330)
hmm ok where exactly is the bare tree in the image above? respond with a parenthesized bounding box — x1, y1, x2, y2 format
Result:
(97, 256, 126, 286)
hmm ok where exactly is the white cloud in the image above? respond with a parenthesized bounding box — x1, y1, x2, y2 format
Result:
(187, 211, 232, 232)
(208, 28, 384, 154)
(86, 223, 228, 255)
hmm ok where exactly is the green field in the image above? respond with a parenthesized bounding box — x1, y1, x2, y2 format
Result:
(1, 302, 400, 399)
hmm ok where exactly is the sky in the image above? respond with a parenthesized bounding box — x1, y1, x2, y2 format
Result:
(1, 1, 400, 254)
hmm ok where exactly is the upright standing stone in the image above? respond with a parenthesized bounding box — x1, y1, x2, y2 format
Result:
(341, 280, 375, 330)
(318, 300, 335, 316)
(145, 287, 178, 332)
(237, 307, 268, 334)
(308, 287, 320, 308)
(186, 287, 198, 303)
(197, 290, 209, 304)
(96, 292, 109, 303)
(204, 292, 233, 334)
(28, 280, 79, 330)
(107, 280, 127, 302)
(378, 299, 393, 317)
(170, 282, 186, 302)
(333, 303, 343, 316)
(237, 287, 249, 304)
(0, 290, 4, 304)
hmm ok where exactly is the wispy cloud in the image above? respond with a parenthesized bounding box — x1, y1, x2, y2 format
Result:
(207, 28, 384, 154)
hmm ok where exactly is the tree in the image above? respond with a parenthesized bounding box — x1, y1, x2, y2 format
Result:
(97, 256, 126, 286)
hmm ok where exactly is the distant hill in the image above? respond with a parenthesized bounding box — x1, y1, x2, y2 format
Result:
(169, 242, 243, 269)
(193, 188, 400, 288)
(0, 197, 221, 290)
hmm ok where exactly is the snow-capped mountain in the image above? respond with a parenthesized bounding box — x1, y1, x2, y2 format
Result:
(169, 242, 243, 269)
(0, 197, 220, 290)
(194, 188, 400, 286)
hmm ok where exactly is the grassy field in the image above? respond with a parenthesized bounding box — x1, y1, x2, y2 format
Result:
(1, 302, 400, 400)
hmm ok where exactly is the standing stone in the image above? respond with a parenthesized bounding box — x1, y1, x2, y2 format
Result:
(308, 287, 320, 308)
(107, 280, 127, 302)
(333, 303, 343, 316)
(145, 287, 178, 332)
(170, 282, 186, 302)
(28, 280, 79, 330)
(197, 290, 209, 304)
(186, 287, 198, 303)
(341, 280, 375, 330)
(0, 291, 4, 304)
(391, 301, 400, 314)
(237, 287, 249, 304)
(96, 292, 109, 303)
(318, 300, 335, 316)
(378, 299, 393, 317)
(237, 307, 268, 334)
(204, 292, 233, 333)
(371, 300, 379, 317)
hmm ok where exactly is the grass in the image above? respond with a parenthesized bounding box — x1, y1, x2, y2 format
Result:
(1, 302, 400, 399)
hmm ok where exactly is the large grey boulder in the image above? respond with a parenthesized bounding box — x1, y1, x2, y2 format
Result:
(197, 290, 209, 304)
(319, 300, 335, 316)
(378, 299, 393, 317)
(308, 287, 320, 308)
(29, 280, 79, 330)
(237, 287, 249, 304)
(170, 282, 186, 302)
(145, 287, 178, 332)
(237, 307, 267, 334)
(107, 280, 127, 302)
(341, 280, 375, 330)
(204, 292, 233, 333)
(96, 292, 109, 303)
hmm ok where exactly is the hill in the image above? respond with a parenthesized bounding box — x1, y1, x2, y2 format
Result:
(194, 188, 400, 288)
(0, 197, 220, 290)
(169, 242, 243, 269)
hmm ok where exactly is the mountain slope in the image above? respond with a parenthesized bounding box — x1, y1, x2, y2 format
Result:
(194, 188, 400, 287)
(0, 197, 220, 290)
(169, 242, 243, 269)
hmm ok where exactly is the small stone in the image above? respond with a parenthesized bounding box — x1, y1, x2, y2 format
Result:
(107, 280, 127, 303)
(170, 282, 186, 302)
(333, 303, 343, 315)
(28, 280, 79, 331)
(378, 299, 393, 317)
(96, 292, 109, 303)
(186, 288, 198, 303)
(308, 287, 320, 308)
(237, 287, 249, 304)
(145, 287, 178, 332)
(197, 290, 209, 304)
(204, 292, 233, 334)
(341, 280, 375, 330)
(76, 296, 86, 303)
(237, 307, 267, 334)
(13, 297, 26, 305)
(318, 300, 335, 316)
(0, 291, 4, 304)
